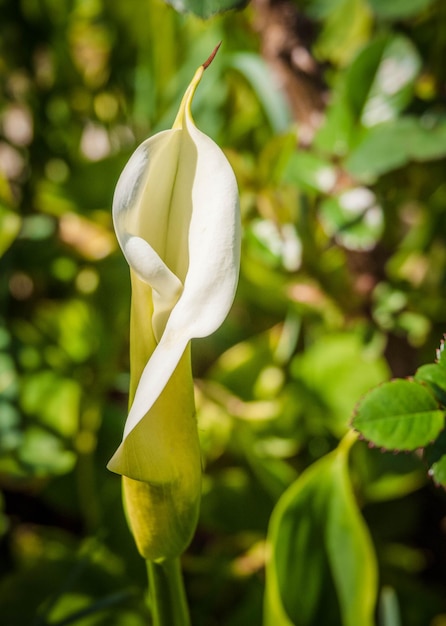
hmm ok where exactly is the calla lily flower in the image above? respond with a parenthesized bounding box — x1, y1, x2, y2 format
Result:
(108, 47, 240, 561)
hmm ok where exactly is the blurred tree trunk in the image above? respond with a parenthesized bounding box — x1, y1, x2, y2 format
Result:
(252, 0, 327, 145)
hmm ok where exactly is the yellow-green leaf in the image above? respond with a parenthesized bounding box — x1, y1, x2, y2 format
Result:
(264, 435, 377, 626)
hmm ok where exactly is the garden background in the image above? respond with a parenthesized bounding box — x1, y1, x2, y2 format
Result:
(1, 0, 446, 624)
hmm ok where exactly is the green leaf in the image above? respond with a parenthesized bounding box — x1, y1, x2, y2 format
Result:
(19, 427, 76, 476)
(414, 363, 446, 406)
(21, 371, 81, 438)
(48, 590, 136, 626)
(228, 53, 292, 133)
(355, 444, 424, 502)
(0, 203, 21, 257)
(245, 441, 298, 500)
(436, 336, 446, 369)
(428, 454, 446, 487)
(264, 436, 377, 626)
(367, 0, 435, 20)
(379, 587, 402, 626)
(352, 379, 445, 450)
(291, 332, 389, 436)
(345, 116, 446, 180)
(163, 0, 248, 18)
(314, 90, 355, 156)
(345, 35, 421, 126)
(245, 219, 302, 272)
(315, 34, 421, 157)
(424, 430, 446, 487)
(314, 0, 372, 66)
(301, 0, 347, 20)
(283, 151, 336, 193)
(319, 187, 384, 250)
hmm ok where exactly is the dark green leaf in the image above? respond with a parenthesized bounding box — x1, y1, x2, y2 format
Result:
(247, 452, 298, 500)
(352, 379, 445, 450)
(353, 443, 424, 502)
(49, 590, 136, 626)
(424, 430, 446, 487)
(0, 493, 8, 539)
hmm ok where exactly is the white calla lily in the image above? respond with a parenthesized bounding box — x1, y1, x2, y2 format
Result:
(108, 47, 240, 560)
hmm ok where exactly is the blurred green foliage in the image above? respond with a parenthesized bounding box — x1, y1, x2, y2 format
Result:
(1, 0, 446, 624)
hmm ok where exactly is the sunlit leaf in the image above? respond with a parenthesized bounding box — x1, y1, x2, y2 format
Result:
(319, 187, 383, 250)
(163, 0, 249, 18)
(424, 430, 446, 487)
(20, 371, 81, 438)
(436, 336, 446, 368)
(265, 436, 377, 626)
(283, 152, 336, 193)
(345, 35, 421, 126)
(314, 0, 372, 66)
(314, 91, 355, 156)
(345, 116, 446, 180)
(0, 204, 21, 257)
(315, 34, 421, 159)
(291, 332, 389, 435)
(228, 53, 292, 133)
(352, 379, 445, 450)
(19, 426, 76, 476)
(428, 454, 446, 487)
(0, 352, 18, 400)
(414, 363, 446, 406)
(246, 219, 302, 271)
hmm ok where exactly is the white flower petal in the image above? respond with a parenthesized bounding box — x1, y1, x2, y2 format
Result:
(123, 235, 183, 301)
(122, 124, 239, 439)
(110, 58, 240, 466)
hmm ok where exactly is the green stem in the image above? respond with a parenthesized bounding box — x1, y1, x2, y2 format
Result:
(146, 558, 191, 626)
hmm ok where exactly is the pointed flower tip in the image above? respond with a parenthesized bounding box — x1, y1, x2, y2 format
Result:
(203, 42, 222, 70)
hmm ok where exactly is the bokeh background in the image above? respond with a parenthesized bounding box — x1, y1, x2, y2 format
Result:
(1, 0, 446, 624)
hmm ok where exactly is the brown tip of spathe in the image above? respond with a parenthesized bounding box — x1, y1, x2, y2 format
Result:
(203, 42, 222, 70)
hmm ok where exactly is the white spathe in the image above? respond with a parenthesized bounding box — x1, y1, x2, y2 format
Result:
(108, 62, 240, 484)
